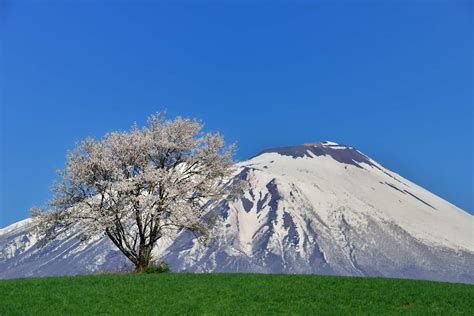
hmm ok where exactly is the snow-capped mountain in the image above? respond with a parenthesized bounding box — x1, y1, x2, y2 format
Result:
(1, 141, 473, 282)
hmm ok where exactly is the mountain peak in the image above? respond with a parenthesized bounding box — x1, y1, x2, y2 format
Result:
(253, 141, 374, 168)
(303, 141, 340, 147)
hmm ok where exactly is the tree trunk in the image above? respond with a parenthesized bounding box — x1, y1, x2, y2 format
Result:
(135, 246, 152, 272)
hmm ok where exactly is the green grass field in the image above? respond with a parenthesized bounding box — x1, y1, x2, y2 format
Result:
(0, 273, 473, 315)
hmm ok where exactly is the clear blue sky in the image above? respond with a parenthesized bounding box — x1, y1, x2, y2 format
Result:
(1, 1, 472, 227)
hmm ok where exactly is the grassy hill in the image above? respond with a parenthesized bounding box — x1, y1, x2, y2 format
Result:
(0, 273, 473, 315)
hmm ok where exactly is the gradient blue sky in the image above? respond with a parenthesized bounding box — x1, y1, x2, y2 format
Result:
(1, 1, 472, 227)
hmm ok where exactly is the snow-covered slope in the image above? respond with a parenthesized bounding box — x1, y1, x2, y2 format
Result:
(1, 142, 473, 282)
